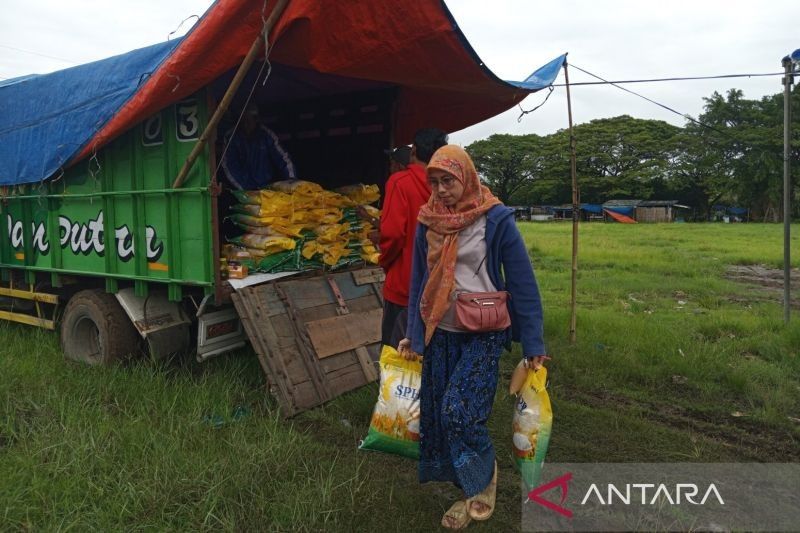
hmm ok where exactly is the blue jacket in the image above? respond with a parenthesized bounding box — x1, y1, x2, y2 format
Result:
(406, 205, 546, 358)
(221, 125, 296, 190)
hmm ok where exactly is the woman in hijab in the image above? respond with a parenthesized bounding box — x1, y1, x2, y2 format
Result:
(399, 145, 547, 529)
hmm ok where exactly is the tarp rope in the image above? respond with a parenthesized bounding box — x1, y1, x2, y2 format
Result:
(517, 86, 555, 123)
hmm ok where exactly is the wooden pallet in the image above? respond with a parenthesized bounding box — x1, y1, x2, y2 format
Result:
(231, 267, 385, 417)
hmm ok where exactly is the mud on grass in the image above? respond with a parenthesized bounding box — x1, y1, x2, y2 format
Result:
(725, 264, 800, 309)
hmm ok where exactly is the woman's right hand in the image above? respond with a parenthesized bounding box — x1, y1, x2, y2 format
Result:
(397, 338, 419, 360)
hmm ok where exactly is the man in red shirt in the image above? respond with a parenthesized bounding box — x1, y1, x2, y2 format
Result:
(379, 128, 448, 347)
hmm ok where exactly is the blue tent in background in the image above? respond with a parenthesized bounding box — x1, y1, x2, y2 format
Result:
(580, 203, 603, 214)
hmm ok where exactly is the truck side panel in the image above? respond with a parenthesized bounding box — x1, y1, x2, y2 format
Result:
(0, 95, 214, 291)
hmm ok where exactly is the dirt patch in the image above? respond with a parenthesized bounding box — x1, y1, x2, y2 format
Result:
(559, 387, 800, 461)
(725, 265, 800, 309)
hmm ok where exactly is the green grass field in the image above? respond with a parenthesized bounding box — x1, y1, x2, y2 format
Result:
(1, 223, 798, 531)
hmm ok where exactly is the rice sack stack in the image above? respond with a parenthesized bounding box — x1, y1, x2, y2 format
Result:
(360, 345, 422, 459)
(297, 182, 381, 268)
(337, 184, 381, 266)
(510, 360, 553, 490)
(227, 180, 381, 272)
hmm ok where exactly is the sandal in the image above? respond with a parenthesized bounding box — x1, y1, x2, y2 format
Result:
(468, 462, 497, 521)
(441, 500, 472, 530)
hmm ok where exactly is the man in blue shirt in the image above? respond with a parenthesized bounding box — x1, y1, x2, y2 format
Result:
(221, 103, 296, 190)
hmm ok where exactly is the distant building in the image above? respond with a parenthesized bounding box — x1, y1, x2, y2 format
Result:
(540, 200, 691, 223)
(635, 200, 689, 223)
(602, 199, 642, 222)
(510, 206, 531, 221)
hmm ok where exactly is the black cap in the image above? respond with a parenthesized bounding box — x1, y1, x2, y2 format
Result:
(384, 145, 411, 166)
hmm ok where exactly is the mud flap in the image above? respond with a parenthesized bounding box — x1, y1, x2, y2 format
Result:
(115, 287, 191, 359)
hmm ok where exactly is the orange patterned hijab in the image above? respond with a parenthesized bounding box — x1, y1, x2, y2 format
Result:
(417, 145, 502, 345)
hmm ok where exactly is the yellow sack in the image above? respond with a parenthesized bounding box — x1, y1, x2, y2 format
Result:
(336, 183, 380, 205)
(269, 179, 323, 196)
(321, 241, 349, 266)
(301, 240, 348, 265)
(236, 204, 289, 218)
(314, 190, 349, 208)
(355, 222, 374, 241)
(291, 209, 342, 226)
(256, 190, 295, 217)
(234, 223, 304, 238)
(229, 213, 295, 228)
(511, 361, 553, 490)
(361, 205, 381, 220)
(359, 345, 422, 459)
(361, 251, 380, 264)
(313, 223, 350, 244)
(301, 241, 320, 260)
(359, 239, 380, 264)
(232, 234, 297, 253)
(316, 212, 343, 225)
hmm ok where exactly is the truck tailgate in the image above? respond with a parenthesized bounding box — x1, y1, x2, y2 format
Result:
(231, 267, 385, 417)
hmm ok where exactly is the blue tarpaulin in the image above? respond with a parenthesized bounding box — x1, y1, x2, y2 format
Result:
(0, 40, 180, 186)
(508, 54, 566, 90)
(604, 206, 635, 216)
(712, 205, 749, 216)
(580, 203, 603, 214)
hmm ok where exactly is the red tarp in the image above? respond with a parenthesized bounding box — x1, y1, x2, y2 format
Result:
(76, 0, 533, 162)
(604, 209, 637, 224)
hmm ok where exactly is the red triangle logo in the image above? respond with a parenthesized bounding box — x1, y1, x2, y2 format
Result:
(527, 472, 573, 518)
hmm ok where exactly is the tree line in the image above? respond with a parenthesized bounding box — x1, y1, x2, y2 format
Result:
(466, 87, 800, 221)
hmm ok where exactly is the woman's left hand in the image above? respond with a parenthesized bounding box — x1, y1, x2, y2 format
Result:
(524, 356, 547, 370)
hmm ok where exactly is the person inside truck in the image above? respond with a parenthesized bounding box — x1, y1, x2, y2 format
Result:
(385, 144, 411, 175)
(378, 128, 448, 348)
(399, 145, 547, 529)
(220, 102, 296, 190)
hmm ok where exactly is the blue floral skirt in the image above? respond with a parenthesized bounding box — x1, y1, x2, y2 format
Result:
(418, 328, 507, 497)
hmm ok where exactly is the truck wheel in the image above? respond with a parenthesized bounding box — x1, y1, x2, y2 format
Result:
(60, 289, 140, 365)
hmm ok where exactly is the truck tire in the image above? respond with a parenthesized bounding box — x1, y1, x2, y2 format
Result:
(60, 289, 140, 365)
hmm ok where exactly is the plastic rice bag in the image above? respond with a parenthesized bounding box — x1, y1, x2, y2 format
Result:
(314, 190, 349, 208)
(269, 179, 323, 196)
(232, 221, 305, 238)
(229, 234, 297, 254)
(313, 223, 350, 244)
(361, 205, 381, 220)
(336, 184, 380, 205)
(229, 213, 293, 228)
(360, 345, 422, 459)
(511, 360, 553, 490)
(230, 190, 260, 205)
(359, 239, 380, 264)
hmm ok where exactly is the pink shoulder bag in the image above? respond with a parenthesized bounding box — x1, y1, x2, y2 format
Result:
(454, 291, 511, 332)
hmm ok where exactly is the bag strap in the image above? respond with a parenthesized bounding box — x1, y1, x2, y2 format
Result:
(473, 254, 487, 277)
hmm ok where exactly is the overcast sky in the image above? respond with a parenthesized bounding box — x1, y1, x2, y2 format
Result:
(1, 0, 797, 145)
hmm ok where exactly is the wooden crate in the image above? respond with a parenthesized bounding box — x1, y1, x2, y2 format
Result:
(231, 267, 385, 417)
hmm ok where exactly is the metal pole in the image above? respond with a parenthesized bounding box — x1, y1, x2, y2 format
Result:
(173, 0, 291, 188)
(782, 56, 793, 324)
(563, 58, 579, 343)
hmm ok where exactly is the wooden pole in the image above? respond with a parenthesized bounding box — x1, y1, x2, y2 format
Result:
(782, 55, 794, 324)
(563, 59, 579, 344)
(173, 0, 291, 189)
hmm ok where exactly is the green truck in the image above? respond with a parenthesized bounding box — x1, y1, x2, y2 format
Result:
(0, 1, 552, 413)
(1, 91, 228, 361)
